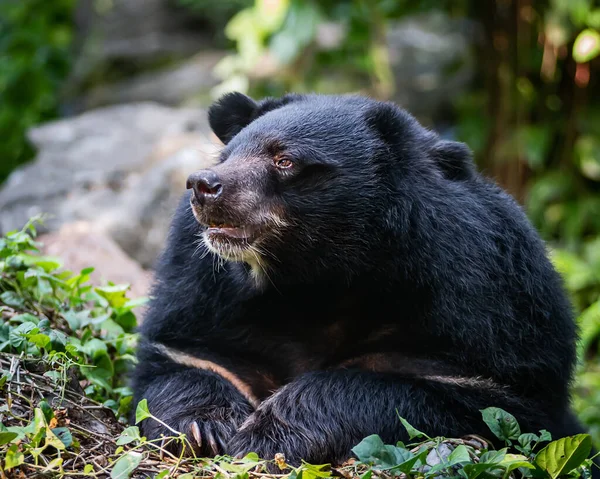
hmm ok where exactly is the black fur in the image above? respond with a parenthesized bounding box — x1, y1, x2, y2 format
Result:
(132, 93, 590, 467)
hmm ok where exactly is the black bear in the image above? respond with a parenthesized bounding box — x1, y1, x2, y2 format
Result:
(131, 92, 587, 465)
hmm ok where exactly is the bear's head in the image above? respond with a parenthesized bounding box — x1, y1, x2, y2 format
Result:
(187, 92, 474, 284)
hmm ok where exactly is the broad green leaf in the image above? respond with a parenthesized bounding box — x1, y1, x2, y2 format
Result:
(121, 297, 149, 312)
(0, 291, 25, 308)
(52, 427, 73, 448)
(539, 430, 552, 442)
(500, 453, 536, 473)
(8, 322, 36, 349)
(447, 444, 470, 466)
(0, 431, 18, 445)
(95, 284, 130, 308)
(84, 464, 95, 473)
(111, 451, 143, 479)
(43, 457, 63, 472)
(397, 414, 429, 440)
(299, 461, 331, 479)
(351, 434, 415, 470)
(155, 471, 169, 479)
(11, 313, 39, 324)
(534, 434, 592, 479)
(116, 426, 141, 445)
(352, 434, 387, 463)
(114, 311, 137, 332)
(80, 337, 108, 356)
(45, 427, 66, 450)
(28, 333, 50, 349)
(573, 29, 600, 63)
(48, 329, 68, 352)
(519, 433, 540, 447)
(38, 401, 54, 423)
(480, 449, 507, 464)
(481, 407, 521, 441)
(24, 255, 62, 272)
(135, 399, 151, 424)
(5, 443, 25, 470)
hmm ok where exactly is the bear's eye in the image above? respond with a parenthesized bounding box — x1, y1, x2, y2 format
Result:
(274, 156, 293, 169)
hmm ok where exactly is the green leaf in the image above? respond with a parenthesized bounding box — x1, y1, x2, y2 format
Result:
(481, 407, 521, 441)
(480, 449, 508, 464)
(9, 322, 37, 350)
(519, 433, 540, 447)
(43, 457, 63, 472)
(80, 337, 108, 356)
(48, 329, 68, 352)
(447, 445, 470, 466)
(5, 443, 25, 470)
(95, 284, 130, 308)
(397, 414, 429, 440)
(24, 255, 62, 272)
(111, 451, 143, 479)
(534, 434, 592, 479)
(1, 291, 25, 308)
(45, 427, 66, 450)
(463, 462, 504, 479)
(573, 29, 600, 63)
(539, 430, 552, 442)
(52, 427, 73, 448)
(11, 313, 39, 324)
(351, 434, 417, 471)
(84, 464, 95, 473)
(28, 333, 51, 349)
(352, 434, 387, 463)
(0, 431, 18, 445)
(38, 400, 54, 423)
(121, 297, 149, 312)
(155, 471, 169, 479)
(135, 399, 151, 424)
(517, 432, 540, 455)
(500, 453, 535, 473)
(116, 426, 141, 445)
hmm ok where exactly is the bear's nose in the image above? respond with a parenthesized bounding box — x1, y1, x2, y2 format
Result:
(186, 170, 223, 206)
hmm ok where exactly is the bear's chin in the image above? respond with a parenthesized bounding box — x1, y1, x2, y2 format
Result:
(202, 227, 263, 258)
(202, 231, 270, 286)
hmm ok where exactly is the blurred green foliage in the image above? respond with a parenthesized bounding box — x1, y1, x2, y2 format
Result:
(0, 0, 75, 182)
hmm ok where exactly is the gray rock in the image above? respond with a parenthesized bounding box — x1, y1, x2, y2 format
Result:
(79, 51, 225, 110)
(387, 12, 477, 125)
(0, 102, 219, 268)
(72, 0, 211, 70)
(64, 0, 218, 113)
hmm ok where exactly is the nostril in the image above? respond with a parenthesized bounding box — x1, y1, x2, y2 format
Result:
(198, 181, 222, 196)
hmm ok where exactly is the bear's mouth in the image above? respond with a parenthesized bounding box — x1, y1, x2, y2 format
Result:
(201, 219, 265, 260)
(205, 223, 261, 241)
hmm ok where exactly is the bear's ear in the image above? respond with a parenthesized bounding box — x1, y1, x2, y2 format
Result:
(430, 140, 476, 180)
(208, 92, 307, 144)
(208, 92, 259, 145)
(365, 101, 477, 180)
(363, 101, 416, 146)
